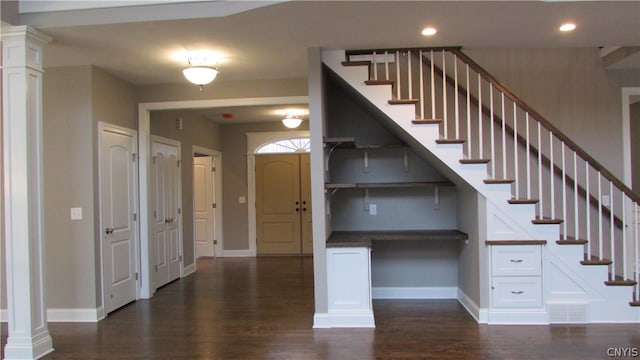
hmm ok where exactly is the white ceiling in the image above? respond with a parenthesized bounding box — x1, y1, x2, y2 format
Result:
(9, 1, 640, 123)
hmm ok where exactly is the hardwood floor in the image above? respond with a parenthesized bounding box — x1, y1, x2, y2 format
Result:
(2, 256, 639, 359)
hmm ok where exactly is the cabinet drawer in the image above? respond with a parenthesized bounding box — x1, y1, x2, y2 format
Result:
(492, 276, 542, 308)
(491, 245, 541, 276)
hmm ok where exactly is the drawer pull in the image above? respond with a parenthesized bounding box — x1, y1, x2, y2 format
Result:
(511, 290, 524, 295)
(510, 259, 523, 263)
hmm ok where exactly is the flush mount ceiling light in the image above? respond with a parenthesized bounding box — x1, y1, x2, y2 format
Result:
(183, 57, 218, 90)
(421, 27, 438, 36)
(282, 114, 303, 129)
(559, 22, 577, 32)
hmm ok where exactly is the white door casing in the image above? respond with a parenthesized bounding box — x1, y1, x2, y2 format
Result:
(99, 123, 139, 314)
(151, 136, 182, 288)
(194, 156, 215, 257)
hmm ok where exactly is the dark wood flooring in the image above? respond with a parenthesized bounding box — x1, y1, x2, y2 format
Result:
(2, 256, 639, 359)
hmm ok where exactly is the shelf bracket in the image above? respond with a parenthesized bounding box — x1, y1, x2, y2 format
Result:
(363, 188, 370, 211)
(434, 185, 440, 210)
(404, 149, 409, 172)
(363, 151, 369, 173)
(325, 142, 343, 172)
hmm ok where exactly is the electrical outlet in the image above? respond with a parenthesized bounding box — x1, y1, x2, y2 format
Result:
(70, 207, 83, 220)
(369, 204, 377, 215)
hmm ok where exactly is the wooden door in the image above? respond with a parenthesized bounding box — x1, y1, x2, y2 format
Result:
(256, 153, 312, 255)
(100, 125, 137, 314)
(194, 156, 215, 257)
(151, 138, 181, 287)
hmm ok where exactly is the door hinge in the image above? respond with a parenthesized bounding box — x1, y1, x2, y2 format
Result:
(153, 210, 157, 219)
(155, 265, 158, 272)
(214, 240, 218, 245)
(179, 255, 182, 262)
(152, 156, 156, 165)
(177, 160, 181, 167)
(212, 203, 217, 209)
(133, 213, 137, 221)
(132, 153, 136, 162)
(212, 166, 216, 172)
(178, 208, 182, 214)
(135, 272, 139, 280)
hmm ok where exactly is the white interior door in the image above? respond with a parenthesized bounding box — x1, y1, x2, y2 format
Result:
(100, 124, 138, 314)
(194, 156, 215, 257)
(151, 137, 182, 288)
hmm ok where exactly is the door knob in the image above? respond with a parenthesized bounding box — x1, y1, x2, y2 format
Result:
(105, 228, 113, 234)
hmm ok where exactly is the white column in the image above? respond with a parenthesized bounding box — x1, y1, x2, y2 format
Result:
(2, 25, 54, 360)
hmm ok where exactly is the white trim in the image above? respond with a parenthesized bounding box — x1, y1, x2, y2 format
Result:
(372, 287, 457, 299)
(182, 262, 197, 277)
(457, 288, 486, 323)
(325, 310, 375, 328)
(138, 96, 308, 298)
(223, 249, 257, 257)
(246, 130, 310, 255)
(622, 87, 640, 187)
(312, 313, 331, 328)
(98, 122, 140, 315)
(1, 308, 105, 323)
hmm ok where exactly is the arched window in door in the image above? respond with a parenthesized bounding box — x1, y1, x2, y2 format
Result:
(255, 137, 310, 154)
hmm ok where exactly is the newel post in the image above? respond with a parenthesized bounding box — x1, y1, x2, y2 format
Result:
(2, 25, 54, 359)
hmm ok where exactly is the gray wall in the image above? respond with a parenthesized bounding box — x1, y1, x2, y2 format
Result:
(632, 102, 640, 194)
(150, 110, 222, 266)
(1, 0, 19, 25)
(221, 121, 310, 250)
(464, 48, 640, 179)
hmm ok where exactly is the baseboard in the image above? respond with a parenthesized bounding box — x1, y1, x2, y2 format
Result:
(457, 288, 487, 323)
(487, 308, 549, 324)
(223, 249, 256, 257)
(372, 286, 457, 299)
(183, 262, 197, 277)
(327, 310, 375, 328)
(1, 307, 105, 323)
(313, 313, 331, 328)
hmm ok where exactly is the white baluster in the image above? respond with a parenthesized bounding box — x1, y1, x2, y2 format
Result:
(384, 51, 390, 81)
(526, 113, 531, 199)
(454, 54, 460, 139)
(513, 103, 519, 200)
(396, 51, 401, 99)
(574, 151, 579, 241)
(466, 64, 471, 158)
(372, 51, 378, 81)
(550, 132, 555, 220)
(490, 85, 495, 177)
(478, 74, 483, 159)
(442, 51, 448, 138)
(622, 195, 627, 280)
(586, 164, 592, 259)
(598, 174, 603, 260)
(419, 50, 424, 120)
(407, 50, 412, 100)
(538, 121, 543, 220)
(562, 142, 567, 240)
(431, 50, 436, 120)
(610, 181, 615, 277)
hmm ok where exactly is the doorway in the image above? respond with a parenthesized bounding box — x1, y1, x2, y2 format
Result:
(255, 153, 312, 254)
(193, 146, 223, 258)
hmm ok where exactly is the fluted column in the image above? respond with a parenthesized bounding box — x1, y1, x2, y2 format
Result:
(2, 25, 54, 360)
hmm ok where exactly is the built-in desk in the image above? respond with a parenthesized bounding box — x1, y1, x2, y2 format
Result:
(326, 229, 468, 248)
(325, 229, 469, 328)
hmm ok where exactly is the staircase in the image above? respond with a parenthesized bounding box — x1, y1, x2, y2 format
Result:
(322, 48, 640, 323)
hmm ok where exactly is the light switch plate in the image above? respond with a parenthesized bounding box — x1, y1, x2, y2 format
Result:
(238, 196, 246, 204)
(70, 207, 83, 220)
(369, 204, 377, 215)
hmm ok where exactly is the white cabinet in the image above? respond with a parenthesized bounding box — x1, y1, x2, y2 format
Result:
(326, 246, 375, 327)
(490, 245, 542, 309)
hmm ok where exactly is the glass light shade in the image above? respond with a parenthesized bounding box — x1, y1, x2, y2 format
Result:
(282, 116, 303, 129)
(182, 66, 218, 85)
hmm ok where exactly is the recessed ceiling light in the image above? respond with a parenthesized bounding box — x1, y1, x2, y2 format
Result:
(559, 22, 576, 32)
(421, 27, 438, 36)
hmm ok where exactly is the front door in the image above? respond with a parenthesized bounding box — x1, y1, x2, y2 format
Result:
(194, 155, 215, 257)
(151, 137, 182, 288)
(100, 124, 138, 314)
(256, 153, 312, 255)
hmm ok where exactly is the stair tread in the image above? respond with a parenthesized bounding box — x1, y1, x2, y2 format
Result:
(484, 179, 515, 184)
(342, 61, 370, 66)
(605, 279, 638, 286)
(532, 218, 563, 224)
(460, 158, 491, 164)
(436, 139, 466, 144)
(556, 239, 588, 245)
(630, 301, 640, 307)
(412, 119, 442, 124)
(365, 80, 394, 86)
(580, 255, 612, 265)
(389, 99, 419, 105)
(508, 198, 539, 204)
